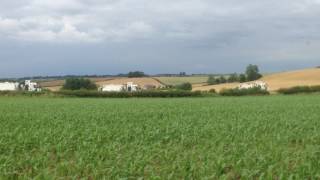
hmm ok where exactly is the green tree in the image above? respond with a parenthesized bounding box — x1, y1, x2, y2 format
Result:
(239, 74, 247, 83)
(219, 76, 227, 84)
(246, 64, 262, 81)
(179, 72, 187, 76)
(228, 73, 239, 83)
(62, 78, 97, 90)
(207, 75, 216, 85)
(215, 78, 221, 84)
(176, 83, 192, 91)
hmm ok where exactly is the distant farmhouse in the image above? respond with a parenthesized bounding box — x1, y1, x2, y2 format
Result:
(238, 81, 268, 90)
(99, 82, 161, 92)
(0, 82, 19, 91)
(100, 82, 139, 92)
(0, 80, 41, 92)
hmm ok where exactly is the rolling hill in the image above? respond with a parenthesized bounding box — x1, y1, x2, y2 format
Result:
(193, 68, 320, 92)
(40, 77, 164, 91)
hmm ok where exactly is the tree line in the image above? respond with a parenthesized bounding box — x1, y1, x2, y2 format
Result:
(207, 64, 262, 85)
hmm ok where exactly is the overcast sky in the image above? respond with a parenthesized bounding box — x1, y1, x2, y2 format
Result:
(0, 0, 320, 77)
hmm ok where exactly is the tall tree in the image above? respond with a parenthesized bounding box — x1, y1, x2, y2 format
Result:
(245, 64, 262, 81)
(239, 74, 247, 83)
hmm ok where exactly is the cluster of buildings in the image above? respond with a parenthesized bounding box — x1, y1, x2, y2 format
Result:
(99, 82, 158, 92)
(100, 82, 139, 92)
(0, 80, 41, 92)
(238, 81, 268, 90)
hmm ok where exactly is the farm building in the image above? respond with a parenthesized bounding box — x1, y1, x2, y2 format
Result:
(238, 81, 268, 90)
(0, 80, 41, 92)
(0, 82, 19, 91)
(100, 82, 139, 92)
(24, 80, 41, 92)
(101, 84, 125, 92)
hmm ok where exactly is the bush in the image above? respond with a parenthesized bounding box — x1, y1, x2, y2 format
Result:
(209, 89, 216, 93)
(227, 73, 239, 83)
(55, 90, 202, 98)
(207, 75, 216, 85)
(239, 74, 247, 83)
(278, 85, 320, 94)
(0, 91, 47, 97)
(62, 78, 97, 90)
(220, 87, 269, 96)
(218, 76, 227, 84)
(175, 83, 192, 91)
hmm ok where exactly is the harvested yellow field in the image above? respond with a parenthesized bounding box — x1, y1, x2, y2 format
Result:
(261, 68, 320, 91)
(38, 80, 65, 87)
(193, 83, 240, 92)
(44, 86, 63, 92)
(193, 68, 320, 92)
(155, 76, 209, 85)
(39, 78, 114, 87)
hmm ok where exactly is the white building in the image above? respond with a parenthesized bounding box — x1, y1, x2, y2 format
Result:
(101, 84, 125, 92)
(126, 82, 139, 92)
(238, 81, 268, 90)
(0, 82, 19, 91)
(24, 80, 41, 92)
(101, 82, 139, 92)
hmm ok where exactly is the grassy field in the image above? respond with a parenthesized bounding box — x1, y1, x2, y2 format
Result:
(155, 76, 209, 85)
(1, 96, 320, 178)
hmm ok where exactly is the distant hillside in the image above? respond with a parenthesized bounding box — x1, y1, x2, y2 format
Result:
(261, 68, 320, 91)
(40, 77, 164, 91)
(193, 68, 320, 92)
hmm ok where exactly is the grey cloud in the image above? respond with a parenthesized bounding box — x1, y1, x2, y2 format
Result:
(0, 0, 320, 77)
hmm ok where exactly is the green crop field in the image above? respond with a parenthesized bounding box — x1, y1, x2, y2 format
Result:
(1, 96, 320, 179)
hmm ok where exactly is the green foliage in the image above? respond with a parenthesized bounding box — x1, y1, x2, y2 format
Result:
(218, 76, 227, 84)
(239, 74, 247, 83)
(246, 64, 262, 81)
(207, 75, 216, 85)
(62, 78, 97, 90)
(209, 89, 216, 93)
(227, 73, 239, 83)
(128, 71, 146, 78)
(175, 82, 192, 91)
(56, 90, 202, 98)
(220, 87, 269, 96)
(1, 96, 320, 178)
(278, 85, 320, 94)
(0, 91, 47, 97)
(206, 64, 262, 85)
(207, 75, 228, 85)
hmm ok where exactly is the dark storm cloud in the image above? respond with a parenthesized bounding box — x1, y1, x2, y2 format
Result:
(0, 0, 320, 77)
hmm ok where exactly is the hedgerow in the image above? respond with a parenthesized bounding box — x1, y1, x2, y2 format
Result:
(55, 90, 203, 98)
(0, 91, 47, 97)
(219, 87, 269, 96)
(277, 85, 320, 94)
